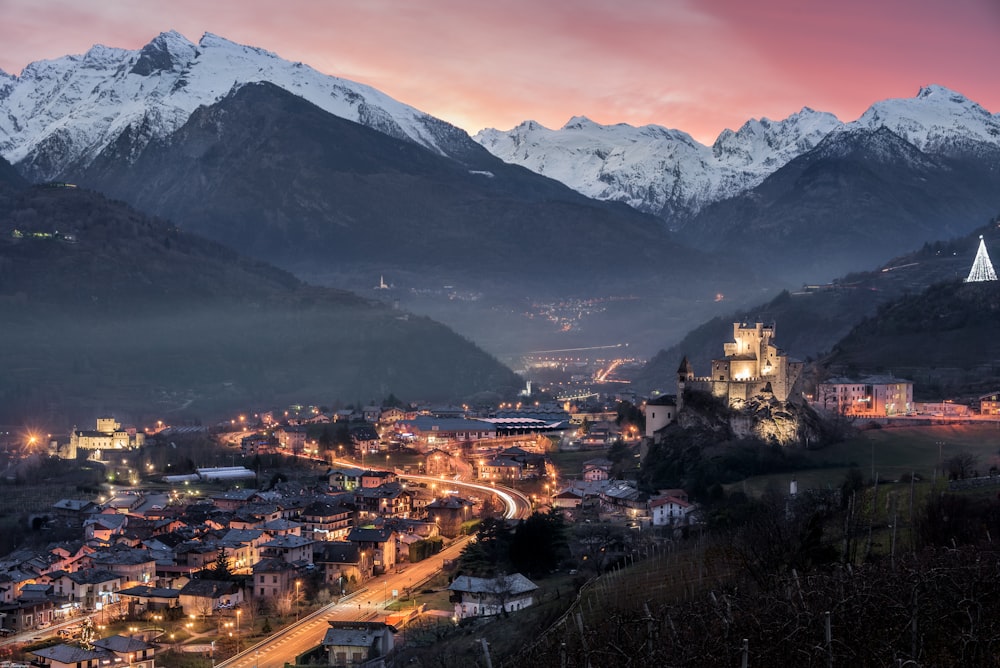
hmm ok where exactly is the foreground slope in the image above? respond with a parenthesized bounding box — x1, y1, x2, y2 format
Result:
(0, 180, 522, 423)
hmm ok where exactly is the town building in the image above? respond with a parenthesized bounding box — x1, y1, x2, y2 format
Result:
(814, 375, 914, 417)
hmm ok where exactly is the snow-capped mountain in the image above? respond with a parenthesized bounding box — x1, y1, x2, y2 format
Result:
(0, 30, 473, 181)
(474, 86, 1000, 224)
(849, 84, 1000, 154)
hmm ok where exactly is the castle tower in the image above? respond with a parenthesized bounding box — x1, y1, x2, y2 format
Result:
(965, 235, 997, 283)
(676, 356, 694, 411)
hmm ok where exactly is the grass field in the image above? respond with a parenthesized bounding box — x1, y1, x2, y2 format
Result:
(733, 423, 1000, 496)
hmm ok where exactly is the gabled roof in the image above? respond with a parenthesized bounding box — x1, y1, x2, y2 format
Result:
(53, 498, 96, 512)
(425, 496, 474, 510)
(178, 579, 238, 598)
(31, 644, 111, 663)
(261, 535, 313, 549)
(650, 495, 692, 509)
(448, 573, 538, 596)
(94, 634, 156, 653)
(253, 557, 299, 573)
(117, 585, 181, 599)
(347, 527, 395, 543)
(313, 541, 360, 564)
(322, 623, 393, 648)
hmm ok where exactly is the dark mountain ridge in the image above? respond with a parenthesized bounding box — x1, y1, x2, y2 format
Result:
(0, 180, 523, 424)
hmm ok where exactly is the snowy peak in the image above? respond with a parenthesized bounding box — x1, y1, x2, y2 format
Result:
(130, 30, 198, 76)
(0, 30, 467, 181)
(475, 107, 842, 221)
(474, 85, 998, 223)
(851, 84, 1000, 152)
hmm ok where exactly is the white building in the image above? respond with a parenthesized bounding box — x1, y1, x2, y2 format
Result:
(447, 573, 538, 620)
(650, 491, 694, 527)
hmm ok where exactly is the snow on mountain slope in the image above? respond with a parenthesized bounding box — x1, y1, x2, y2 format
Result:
(850, 84, 1000, 153)
(0, 30, 462, 181)
(475, 86, 999, 223)
(475, 108, 841, 223)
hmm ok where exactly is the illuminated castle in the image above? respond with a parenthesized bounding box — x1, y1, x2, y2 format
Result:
(66, 417, 145, 458)
(678, 322, 802, 409)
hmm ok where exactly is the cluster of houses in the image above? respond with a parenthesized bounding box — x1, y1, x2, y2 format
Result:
(0, 464, 484, 640)
(550, 458, 695, 529)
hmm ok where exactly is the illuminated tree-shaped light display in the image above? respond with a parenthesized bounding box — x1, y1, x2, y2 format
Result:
(965, 235, 997, 283)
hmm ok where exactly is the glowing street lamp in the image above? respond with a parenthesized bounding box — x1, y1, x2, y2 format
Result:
(295, 580, 301, 622)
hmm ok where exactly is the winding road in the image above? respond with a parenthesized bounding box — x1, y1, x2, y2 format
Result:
(216, 474, 530, 667)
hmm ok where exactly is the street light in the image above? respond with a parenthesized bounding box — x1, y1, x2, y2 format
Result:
(236, 609, 242, 652)
(295, 580, 301, 622)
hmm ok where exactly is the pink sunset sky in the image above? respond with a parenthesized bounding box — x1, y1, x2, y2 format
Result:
(1, 0, 996, 144)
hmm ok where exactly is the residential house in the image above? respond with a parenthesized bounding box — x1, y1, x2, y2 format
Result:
(88, 548, 156, 589)
(361, 470, 397, 488)
(448, 573, 538, 620)
(83, 513, 128, 544)
(322, 621, 395, 667)
(275, 425, 309, 453)
(29, 643, 112, 668)
(48, 569, 123, 612)
(346, 527, 397, 575)
(425, 496, 474, 538)
(355, 484, 411, 520)
(599, 481, 647, 519)
(299, 501, 353, 542)
(582, 458, 612, 482)
(0, 597, 56, 633)
(477, 457, 523, 482)
(313, 542, 367, 590)
(260, 535, 314, 566)
(649, 491, 694, 527)
(252, 558, 299, 601)
(350, 423, 381, 455)
(218, 529, 268, 572)
(177, 579, 242, 617)
(93, 634, 157, 667)
(116, 584, 181, 616)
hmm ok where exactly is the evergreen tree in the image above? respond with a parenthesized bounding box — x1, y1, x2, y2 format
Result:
(210, 548, 233, 580)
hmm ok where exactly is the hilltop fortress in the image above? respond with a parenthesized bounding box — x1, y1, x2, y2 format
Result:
(678, 322, 802, 409)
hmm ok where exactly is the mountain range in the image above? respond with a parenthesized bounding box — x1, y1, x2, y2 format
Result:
(1, 31, 999, 366)
(0, 31, 768, 357)
(474, 85, 1000, 226)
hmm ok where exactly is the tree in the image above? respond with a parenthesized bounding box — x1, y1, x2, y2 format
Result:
(509, 510, 569, 577)
(458, 518, 513, 576)
(945, 451, 979, 480)
(209, 548, 233, 581)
